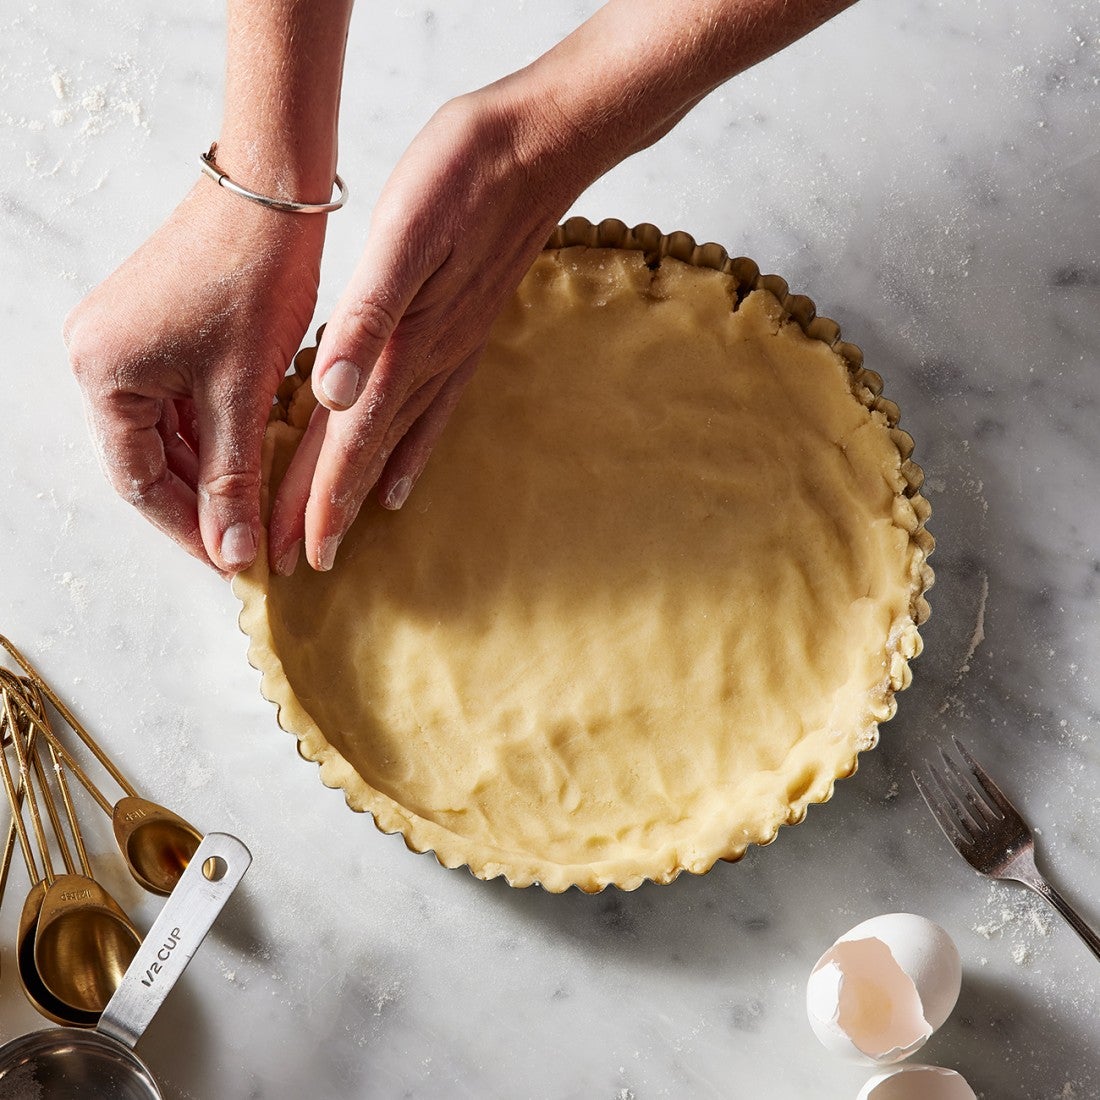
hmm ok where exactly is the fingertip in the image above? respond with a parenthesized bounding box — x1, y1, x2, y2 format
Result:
(218, 521, 258, 572)
(315, 358, 361, 411)
(304, 498, 355, 574)
(271, 539, 301, 577)
(380, 474, 415, 511)
(312, 533, 341, 573)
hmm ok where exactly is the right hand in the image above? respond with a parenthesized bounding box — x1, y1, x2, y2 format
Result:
(64, 180, 327, 574)
(267, 84, 590, 575)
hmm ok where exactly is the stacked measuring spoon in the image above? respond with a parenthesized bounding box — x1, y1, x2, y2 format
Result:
(0, 635, 204, 1026)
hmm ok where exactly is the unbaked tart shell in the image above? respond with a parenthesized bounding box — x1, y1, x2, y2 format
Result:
(234, 217, 934, 893)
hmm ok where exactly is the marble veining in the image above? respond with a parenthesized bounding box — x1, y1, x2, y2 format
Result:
(1, 1, 1098, 1097)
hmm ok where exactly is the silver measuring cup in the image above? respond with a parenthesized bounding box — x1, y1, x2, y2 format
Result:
(0, 831, 251, 1098)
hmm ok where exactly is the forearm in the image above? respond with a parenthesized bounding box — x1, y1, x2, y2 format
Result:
(215, 0, 355, 203)
(504, 0, 855, 182)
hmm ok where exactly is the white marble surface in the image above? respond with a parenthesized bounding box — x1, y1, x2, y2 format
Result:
(1, 1, 1099, 1097)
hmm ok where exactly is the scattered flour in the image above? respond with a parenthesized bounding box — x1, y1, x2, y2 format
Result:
(938, 571, 990, 715)
(56, 570, 88, 611)
(974, 908, 1017, 939)
(973, 886, 1053, 966)
(374, 978, 403, 1017)
(1028, 909, 1053, 937)
(4, 55, 155, 202)
(957, 572, 988, 675)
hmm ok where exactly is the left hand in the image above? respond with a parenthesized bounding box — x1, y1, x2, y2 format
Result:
(65, 181, 327, 574)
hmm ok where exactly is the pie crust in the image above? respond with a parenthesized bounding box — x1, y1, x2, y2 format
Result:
(234, 219, 934, 893)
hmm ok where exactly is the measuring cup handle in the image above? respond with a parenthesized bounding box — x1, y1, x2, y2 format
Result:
(97, 832, 252, 1049)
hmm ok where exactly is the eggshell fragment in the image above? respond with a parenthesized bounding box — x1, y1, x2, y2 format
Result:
(806, 913, 962, 1065)
(856, 1064, 977, 1100)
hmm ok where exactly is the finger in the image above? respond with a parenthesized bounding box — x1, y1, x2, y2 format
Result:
(376, 348, 481, 510)
(86, 392, 211, 567)
(303, 353, 421, 556)
(304, 368, 452, 571)
(193, 379, 271, 573)
(157, 399, 199, 491)
(311, 219, 444, 413)
(268, 403, 330, 576)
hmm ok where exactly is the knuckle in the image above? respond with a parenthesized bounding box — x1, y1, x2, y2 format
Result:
(332, 425, 379, 474)
(65, 326, 101, 385)
(62, 292, 99, 355)
(342, 297, 400, 354)
(107, 456, 169, 507)
(66, 317, 122, 392)
(201, 468, 260, 503)
(61, 304, 81, 350)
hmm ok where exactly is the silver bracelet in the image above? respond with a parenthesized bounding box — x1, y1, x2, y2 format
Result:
(199, 142, 348, 214)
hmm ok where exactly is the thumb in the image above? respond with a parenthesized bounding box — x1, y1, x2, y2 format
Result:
(195, 381, 270, 573)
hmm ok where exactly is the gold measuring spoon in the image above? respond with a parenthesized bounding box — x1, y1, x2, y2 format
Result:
(0, 651, 203, 895)
(34, 871, 142, 1016)
(0, 690, 99, 1026)
(20, 680, 80, 877)
(22, 687, 144, 1016)
(16, 882, 99, 1028)
(0, 688, 40, 908)
(1, 685, 142, 1016)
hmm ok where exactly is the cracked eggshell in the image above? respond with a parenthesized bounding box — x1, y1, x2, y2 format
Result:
(856, 1064, 977, 1100)
(806, 913, 962, 1065)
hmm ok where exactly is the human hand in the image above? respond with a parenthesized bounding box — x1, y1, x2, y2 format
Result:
(65, 181, 326, 573)
(263, 0, 857, 577)
(268, 83, 588, 575)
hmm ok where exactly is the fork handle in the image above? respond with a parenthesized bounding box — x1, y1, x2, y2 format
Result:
(1016, 871, 1100, 963)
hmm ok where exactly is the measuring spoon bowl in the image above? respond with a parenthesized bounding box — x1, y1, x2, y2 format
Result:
(113, 796, 203, 897)
(34, 875, 141, 1015)
(17, 882, 100, 1028)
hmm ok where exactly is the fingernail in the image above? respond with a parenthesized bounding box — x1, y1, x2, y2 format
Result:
(319, 359, 360, 409)
(273, 540, 301, 576)
(384, 475, 413, 510)
(221, 522, 257, 569)
(317, 533, 341, 572)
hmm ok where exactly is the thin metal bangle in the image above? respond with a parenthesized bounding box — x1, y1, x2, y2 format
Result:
(199, 142, 348, 214)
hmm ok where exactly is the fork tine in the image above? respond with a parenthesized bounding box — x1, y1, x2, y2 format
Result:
(937, 747, 1001, 825)
(926, 761, 984, 839)
(953, 737, 1019, 820)
(912, 767, 973, 852)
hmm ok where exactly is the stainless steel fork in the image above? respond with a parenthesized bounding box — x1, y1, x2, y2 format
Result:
(913, 737, 1100, 963)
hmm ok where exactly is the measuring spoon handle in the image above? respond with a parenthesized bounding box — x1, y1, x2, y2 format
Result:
(97, 832, 252, 1049)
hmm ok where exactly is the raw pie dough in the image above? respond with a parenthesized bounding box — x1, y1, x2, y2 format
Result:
(235, 246, 932, 893)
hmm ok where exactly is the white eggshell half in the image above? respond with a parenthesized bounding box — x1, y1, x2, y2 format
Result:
(837, 914, 962, 1032)
(806, 913, 962, 1065)
(857, 1064, 977, 1100)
